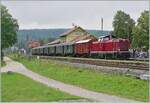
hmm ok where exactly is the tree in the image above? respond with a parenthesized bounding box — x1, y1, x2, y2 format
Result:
(132, 10, 149, 50)
(1, 5, 19, 59)
(112, 10, 135, 42)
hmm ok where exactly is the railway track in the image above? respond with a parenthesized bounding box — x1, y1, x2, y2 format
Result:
(36, 56, 149, 70)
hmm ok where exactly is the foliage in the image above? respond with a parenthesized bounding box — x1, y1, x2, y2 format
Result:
(1, 5, 19, 49)
(132, 10, 149, 50)
(1, 5, 19, 60)
(112, 10, 135, 41)
(10, 55, 149, 102)
(2, 73, 81, 102)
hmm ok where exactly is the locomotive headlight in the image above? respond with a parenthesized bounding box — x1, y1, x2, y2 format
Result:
(118, 49, 120, 51)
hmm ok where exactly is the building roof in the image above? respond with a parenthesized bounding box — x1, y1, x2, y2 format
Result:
(68, 33, 97, 43)
(28, 40, 41, 48)
(47, 39, 61, 45)
(60, 26, 87, 37)
(76, 39, 92, 44)
(28, 40, 40, 44)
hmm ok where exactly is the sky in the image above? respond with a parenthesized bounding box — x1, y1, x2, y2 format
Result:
(2, 1, 149, 30)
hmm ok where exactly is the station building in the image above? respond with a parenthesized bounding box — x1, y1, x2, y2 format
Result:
(48, 26, 97, 45)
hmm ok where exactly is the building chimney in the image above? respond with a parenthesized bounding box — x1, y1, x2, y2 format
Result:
(72, 23, 75, 27)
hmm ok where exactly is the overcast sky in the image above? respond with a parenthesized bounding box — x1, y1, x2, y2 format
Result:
(2, 1, 149, 30)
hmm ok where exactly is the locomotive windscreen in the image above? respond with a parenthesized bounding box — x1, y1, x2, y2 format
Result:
(118, 39, 129, 51)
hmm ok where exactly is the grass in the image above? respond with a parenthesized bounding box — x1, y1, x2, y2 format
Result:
(1, 73, 81, 102)
(9, 54, 149, 102)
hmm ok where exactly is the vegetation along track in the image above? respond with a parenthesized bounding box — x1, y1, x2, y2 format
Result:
(36, 56, 149, 70)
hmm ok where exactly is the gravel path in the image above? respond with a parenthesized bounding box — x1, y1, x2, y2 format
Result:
(1, 57, 145, 103)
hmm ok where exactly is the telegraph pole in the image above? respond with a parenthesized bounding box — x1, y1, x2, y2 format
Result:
(101, 18, 103, 32)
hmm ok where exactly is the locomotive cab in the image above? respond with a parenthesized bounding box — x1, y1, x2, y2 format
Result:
(117, 39, 130, 58)
(117, 39, 130, 51)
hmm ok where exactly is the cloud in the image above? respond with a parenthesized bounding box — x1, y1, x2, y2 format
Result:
(2, 1, 148, 30)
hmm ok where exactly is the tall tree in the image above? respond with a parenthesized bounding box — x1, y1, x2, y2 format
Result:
(132, 10, 149, 50)
(1, 5, 19, 59)
(112, 10, 135, 41)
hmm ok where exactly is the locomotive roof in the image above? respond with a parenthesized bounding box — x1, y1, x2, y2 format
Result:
(92, 38, 129, 44)
(99, 34, 116, 39)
